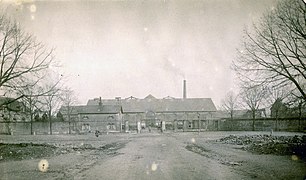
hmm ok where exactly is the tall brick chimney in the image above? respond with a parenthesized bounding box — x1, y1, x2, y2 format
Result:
(183, 80, 187, 99)
(99, 97, 102, 106)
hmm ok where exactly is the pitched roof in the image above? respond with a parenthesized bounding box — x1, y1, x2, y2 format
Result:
(87, 96, 217, 113)
(59, 105, 122, 115)
(0, 96, 24, 112)
(144, 94, 156, 99)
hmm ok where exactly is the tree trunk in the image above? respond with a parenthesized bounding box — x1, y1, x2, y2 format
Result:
(252, 110, 256, 131)
(68, 106, 71, 134)
(49, 110, 52, 135)
(68, 120, 71, 134)
(29, 99, 33, 135)
(5, 111, 12, 135)
(275, 110, 278, 131)
(30, 112, 33, 135)
(298, 102, 302, 132)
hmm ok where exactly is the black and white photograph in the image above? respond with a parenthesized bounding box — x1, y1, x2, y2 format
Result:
(0, 0, 305, 179)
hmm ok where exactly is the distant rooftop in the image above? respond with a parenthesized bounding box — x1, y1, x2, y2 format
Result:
(87, 95, 217, 113)
(59, 105, 122, 115)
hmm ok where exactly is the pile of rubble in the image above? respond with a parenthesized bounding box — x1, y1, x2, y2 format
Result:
(0, 143, 57, 161)
(0, 142, 98, 161)
(0, 142, 126, 162)
(217, 135, 306, 159)
(56, 142, 125, 154)
(55, 143, 95, 154)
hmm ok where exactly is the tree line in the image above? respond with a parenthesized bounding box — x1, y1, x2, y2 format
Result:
(0, 10, 77, 134)
(222, 0, 305, 130)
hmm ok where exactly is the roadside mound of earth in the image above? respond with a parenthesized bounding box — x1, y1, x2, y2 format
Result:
(0, 143, 57, 161)
(217, 135, 306, 159)
(0, 142, 126, 162)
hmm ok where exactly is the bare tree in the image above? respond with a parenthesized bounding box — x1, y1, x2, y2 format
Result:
(0, 13, 54, 106)
(41, 83, 62, 135)
(60, 88, 78, 134)
(266, 86, 288, 131)
(240, 85, 268, 131)
(18, 85, 41, 135)
(233, 0, 306, 102)
(17, 83, 56, 135)
(221, 91, 239, 120)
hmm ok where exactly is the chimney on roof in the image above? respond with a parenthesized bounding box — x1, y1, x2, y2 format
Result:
(98, 97, 102, 111)
(115, 97, 121, 105)
(99, 97, 102, 106)
(183, 80, 187, 99)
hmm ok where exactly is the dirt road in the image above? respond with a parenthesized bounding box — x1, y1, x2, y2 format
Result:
(0, 132, 305, 179)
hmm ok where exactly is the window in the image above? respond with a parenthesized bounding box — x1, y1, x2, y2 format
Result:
(107, 123, 116, 130)
(188, 121, 192, 128)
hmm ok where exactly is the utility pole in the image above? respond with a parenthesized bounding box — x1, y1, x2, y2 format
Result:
(198, 113, 200, 135)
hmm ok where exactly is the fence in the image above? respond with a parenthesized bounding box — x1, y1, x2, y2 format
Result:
(217, 117, 306, 132)
(0, 121, 71, 135)
(0, 117, 305, 135)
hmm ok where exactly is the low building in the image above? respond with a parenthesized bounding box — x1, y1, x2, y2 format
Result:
(59, 103, 123, 133)
(0, 96, 28, 122)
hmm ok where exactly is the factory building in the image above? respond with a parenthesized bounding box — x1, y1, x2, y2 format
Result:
(76, 80, 218, 132)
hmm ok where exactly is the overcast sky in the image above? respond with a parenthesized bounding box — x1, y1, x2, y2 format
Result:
(4, 0, 278, 107)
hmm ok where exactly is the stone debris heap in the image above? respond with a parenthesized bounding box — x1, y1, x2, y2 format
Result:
(217, 134, 306, 159)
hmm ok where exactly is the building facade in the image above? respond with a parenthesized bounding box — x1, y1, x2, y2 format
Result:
(59, 103, 123, 133)
(87, 94, 217, 132)
(60, 80, 218, 133)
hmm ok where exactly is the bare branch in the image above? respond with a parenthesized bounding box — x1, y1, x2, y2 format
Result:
(233, 0, 306, 103)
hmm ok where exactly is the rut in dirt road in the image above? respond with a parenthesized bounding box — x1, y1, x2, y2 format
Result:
(60, 142, 127, 179)
(186, 144, 243, 166)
